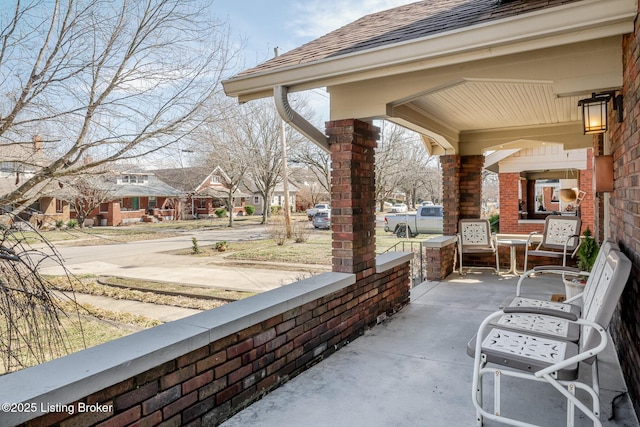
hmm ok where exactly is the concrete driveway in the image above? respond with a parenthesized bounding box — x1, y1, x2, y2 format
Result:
(38, 224, 324, 293)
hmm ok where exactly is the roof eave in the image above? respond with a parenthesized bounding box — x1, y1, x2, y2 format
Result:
(223, 0, 637, 102)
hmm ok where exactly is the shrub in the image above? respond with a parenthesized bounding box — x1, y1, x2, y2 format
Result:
(577, 228, 598, 272)
(191, 237, 200, 254)
(215, 241, 227, 251)
(270, 205, 282, 215)
(488, 214, 499, 233)
(292, 221, 310, 243)
(55, 220, 64, 229)
(245, 205, 255, 216)
(267, 217, 287, 246)
(66, 219, 77, 229)
(214, 208, 227, 218)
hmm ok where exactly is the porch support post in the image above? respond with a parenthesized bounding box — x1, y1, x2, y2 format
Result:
(460, 155, 485, 220)
(326, 119, 379, 278)
(440, 155, 461, 235)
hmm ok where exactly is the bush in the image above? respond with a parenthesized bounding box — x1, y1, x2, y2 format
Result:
(267, 218, 287, 246)
(488, 214, 499, 233)
(66, 219, 77, 229)
(191, 237, 200, 254)
(270, 206, 282, 215)
(292, 221, 310, 243)
(245, 205, 255, 216)
(214, 208, 227, 218)
(215, 241, 227, 251)
(55, 220, 64, 229)
(577, 228, 598, 272)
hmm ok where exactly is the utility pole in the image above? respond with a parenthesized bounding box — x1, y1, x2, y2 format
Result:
(275, 47, 292, 237)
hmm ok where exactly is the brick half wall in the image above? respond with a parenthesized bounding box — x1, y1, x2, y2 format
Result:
(2, 253, 413, 427)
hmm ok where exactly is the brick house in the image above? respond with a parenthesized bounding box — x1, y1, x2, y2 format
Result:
(223, 0, 640, 419)
(484, 145, 595, 234)
(8, 2, 640, 426)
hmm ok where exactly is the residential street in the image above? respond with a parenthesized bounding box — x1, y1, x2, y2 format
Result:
(38, 224, 322, 293)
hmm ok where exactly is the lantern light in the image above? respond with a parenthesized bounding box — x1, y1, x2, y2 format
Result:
(578, 92, 623, 134)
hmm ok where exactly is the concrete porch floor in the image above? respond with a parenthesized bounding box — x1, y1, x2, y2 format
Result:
(221, 271, 639, 427)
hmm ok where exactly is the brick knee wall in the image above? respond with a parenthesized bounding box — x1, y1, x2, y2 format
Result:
(22, 263, 411, 427)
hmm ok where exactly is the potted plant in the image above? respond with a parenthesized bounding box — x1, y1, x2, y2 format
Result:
(215, 241, 227, 252)
(564, 227, 598, 298)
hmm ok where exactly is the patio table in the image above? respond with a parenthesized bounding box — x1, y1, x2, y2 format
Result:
(496, 237, 530, 275)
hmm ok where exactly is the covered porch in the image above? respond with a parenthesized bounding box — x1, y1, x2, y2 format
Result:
(221, 272, 638, 427)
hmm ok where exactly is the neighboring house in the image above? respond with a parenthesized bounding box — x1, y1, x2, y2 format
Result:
(153, 166, 249, 218)
(241, 180, 298, 216)
(0, 137, 69, 227)
(95, 169, 183, 226)
(58, 167, 184, 226)
(484, 145, 595, 234)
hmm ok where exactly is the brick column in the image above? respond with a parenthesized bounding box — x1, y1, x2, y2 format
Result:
(440, 155, 460, 235)
(460, 155, 484, 219)
(499, 172, 521, 234)
(326, 119, 379, 277)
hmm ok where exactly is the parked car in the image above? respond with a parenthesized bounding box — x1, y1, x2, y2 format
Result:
(390, 203, 408, 213)
(312, 211, 331, 229)
(384, 205, 443, 237)
(306, 203, 330, 220)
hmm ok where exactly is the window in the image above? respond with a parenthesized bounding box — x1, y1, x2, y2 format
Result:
(420, 207, 442, 217)
(121, 174, 148, 184)
(254, 196, 260, 204)
(148, 196, 157, 209)
(210, 175, 221, 183)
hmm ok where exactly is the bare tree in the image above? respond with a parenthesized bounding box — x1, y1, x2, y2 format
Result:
(61, 173, 116, 228)
(375, 122, 410, 211)
(395, 136, 439, 208)
(194, 102, 252, 228)
(290, 142, 331, 196)
(0, 223, 79, 373)
(0, 0, 236, 212)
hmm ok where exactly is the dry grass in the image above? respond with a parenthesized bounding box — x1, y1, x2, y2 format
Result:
(48, 276, 247, 311)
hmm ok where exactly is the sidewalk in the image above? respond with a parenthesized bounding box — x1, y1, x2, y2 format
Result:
(57, 292, 202, 322)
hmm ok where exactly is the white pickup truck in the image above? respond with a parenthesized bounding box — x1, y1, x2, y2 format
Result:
(384, 205, 444, 237)
(306, 203, 331, 220)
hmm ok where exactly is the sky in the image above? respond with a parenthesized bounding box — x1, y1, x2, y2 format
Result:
(214, 0, 414, 69)
(212, 0, 414, 122)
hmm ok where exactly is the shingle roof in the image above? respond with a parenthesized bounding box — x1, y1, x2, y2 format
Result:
(152, 167, 212, 192)
(231, 0, 582, 79)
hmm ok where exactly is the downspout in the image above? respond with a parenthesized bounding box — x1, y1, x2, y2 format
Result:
(274, 85, 330, 153)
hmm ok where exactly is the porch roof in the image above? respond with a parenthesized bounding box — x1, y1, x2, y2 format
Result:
(223, 0, 637, 156)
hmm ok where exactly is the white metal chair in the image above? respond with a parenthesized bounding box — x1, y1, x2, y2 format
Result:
(468, 248, 632, 426)
(457, 219, 499, 275)
(524, 215, 581, 272)
(493, 240, 617, 344)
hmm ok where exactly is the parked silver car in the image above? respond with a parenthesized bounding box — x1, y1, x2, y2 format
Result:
(312, 211, 331, 229)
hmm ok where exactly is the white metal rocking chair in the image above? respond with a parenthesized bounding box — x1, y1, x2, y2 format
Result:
(492, 240, 618, 344)
(468, 248, 632, 426)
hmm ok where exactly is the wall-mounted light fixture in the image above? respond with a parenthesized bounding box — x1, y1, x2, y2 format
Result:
(578, 92, 623, 134)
